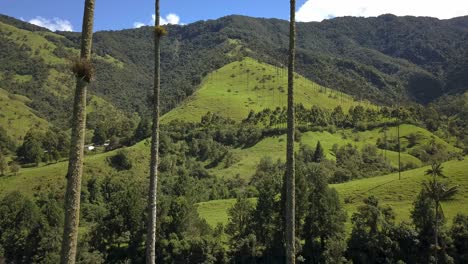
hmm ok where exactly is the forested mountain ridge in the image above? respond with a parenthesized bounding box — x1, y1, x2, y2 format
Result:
(71, 14, 468, 105)
(1, 13, 467, 160)
(1, 13, 467, 126)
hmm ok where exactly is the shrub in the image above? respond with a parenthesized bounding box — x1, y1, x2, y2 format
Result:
(294, 128, 302, 142)
(108, 151, 132, 171)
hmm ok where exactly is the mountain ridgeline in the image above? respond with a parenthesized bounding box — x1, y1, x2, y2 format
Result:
(69, 14, 468, 105)
(1, 14, 468, 127)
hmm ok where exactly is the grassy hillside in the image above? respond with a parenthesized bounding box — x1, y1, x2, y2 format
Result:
(0, 56, 459, 195)
(0, 51, 463, 241)
(162, 58, 460, 180)
(198, 158, 468, 228)
(0, 21, 65, 64)
(0, 20, 128, 128)
(355, 124, 460, 153)
(0, 88, 49, 143)
(210, 124, 444, 180)
(0, 122, 448, 194)
(163, 57, 369, 123)
(0, 140, 150, 197)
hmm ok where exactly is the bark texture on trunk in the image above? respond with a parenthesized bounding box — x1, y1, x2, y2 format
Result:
(146, 0, 161, 263)
(286, 0, 296, 263)
(398, 119, 401, 180)
(434, 199, 439, 264)
(60, 0, 95, 263)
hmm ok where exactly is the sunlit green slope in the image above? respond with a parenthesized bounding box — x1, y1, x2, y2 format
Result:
(0, 88, 49, 143)
(199, 158, 468, 228)
(163, 57, 370, 123)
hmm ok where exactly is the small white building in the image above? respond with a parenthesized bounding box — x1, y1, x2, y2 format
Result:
(86, 145, 96, 151)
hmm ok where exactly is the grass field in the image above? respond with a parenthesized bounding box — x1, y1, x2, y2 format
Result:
(163, 57, 371, 123)
(0, 139, 153, 198)
(0, 88, 49, 143)
(198, 158, 468, 229)
(210, 126, 430, 180)
(355, 124, 460, 153)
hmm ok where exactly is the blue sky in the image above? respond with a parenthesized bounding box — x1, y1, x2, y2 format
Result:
(1, 0, 307, 31)
(1, 0, 467, 32)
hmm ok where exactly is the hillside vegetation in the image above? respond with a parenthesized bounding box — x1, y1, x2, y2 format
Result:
(0, 55, 461, 193)
(2, 14, 468, 125)
(0, 88, 49, 143)
(163, 57, 365, 122)
(212, 128, 425, 180)
(198, 158, 468, 228)
(0, 19, 130, 129)
(1, 15, 467, 155)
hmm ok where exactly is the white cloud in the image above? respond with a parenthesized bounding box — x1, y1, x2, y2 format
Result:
(134, 13, 182, 28)
(153, 13, 181, 25)
(133, 22, 146, 28)
(28, 16, 73, 31)
(296, 0, 468, 22)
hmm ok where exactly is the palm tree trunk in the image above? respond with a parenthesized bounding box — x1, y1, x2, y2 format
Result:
(398, 119, 401, 180)
(60, 0, 95, 263)
(285, 0, 296, 263)
(146, 0, 161, 263)
(434, 200, 439, 264)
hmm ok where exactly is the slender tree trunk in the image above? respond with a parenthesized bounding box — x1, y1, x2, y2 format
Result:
(398, 120, 401, 180)
(285, 0, 296, 263)
(146, 0, 161, 263)
(60, 1, 95, 263)
(434, 199, 439, 264)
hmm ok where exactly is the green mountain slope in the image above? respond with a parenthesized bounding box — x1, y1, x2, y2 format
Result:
(208, 122, 460, 180)
(0, 58, 461, 195)
(163, 57, 366, 123)
(1, 14, 467, 126)
(0, 19, 129, 129)
(0, 19, 138, 150)
(68, 14, 468, 106)
(198, 158, 468, 228)
(211, 128, 424, 180)
(161, 59, 459, 179)
(0, 88, 49, 143)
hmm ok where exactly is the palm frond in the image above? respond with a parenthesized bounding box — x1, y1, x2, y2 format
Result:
(440, 185, 459, 200)
(422, 181, 458, 202)
(425, 163, 446, 178)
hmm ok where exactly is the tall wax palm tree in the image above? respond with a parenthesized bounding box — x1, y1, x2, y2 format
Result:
(397, 117, 401, 180)
(285, 0, 296, 263)
(146, 0, 164, 262)
(60, 0, 96, 263)
(424, 163, 458, 264)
